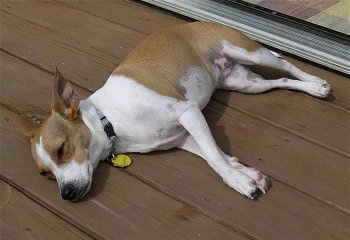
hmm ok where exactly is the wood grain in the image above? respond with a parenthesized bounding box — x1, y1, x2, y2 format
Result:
(0, 0, 349, 239)
(0, 180, 92, 240)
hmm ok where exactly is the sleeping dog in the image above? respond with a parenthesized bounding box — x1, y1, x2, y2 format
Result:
(20, 22, 331, 201)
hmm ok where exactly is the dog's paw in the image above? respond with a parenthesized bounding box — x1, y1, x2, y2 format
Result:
(309, 82, 332, 98)
(237, 166, 269, 195)
(223, 161, 269, 199)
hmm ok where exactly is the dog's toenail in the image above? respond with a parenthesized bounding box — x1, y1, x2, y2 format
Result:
(251, 188, 260, 199)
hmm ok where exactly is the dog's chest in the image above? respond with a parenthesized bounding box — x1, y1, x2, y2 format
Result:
(90, 75, 189, 153)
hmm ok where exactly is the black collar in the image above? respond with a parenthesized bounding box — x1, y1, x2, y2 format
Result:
(95, 108, 117, 164)
(95, 108, 116, 141)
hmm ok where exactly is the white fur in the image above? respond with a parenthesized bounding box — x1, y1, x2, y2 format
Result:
(36, 136, 56, 170)
(79, 101, 113, 168)
(221, 40, 328, 85)
(36, 136, 93, 199)
(86, 76, 189, 154)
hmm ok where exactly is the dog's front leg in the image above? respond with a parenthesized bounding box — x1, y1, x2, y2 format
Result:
(178, 102, 269, 199)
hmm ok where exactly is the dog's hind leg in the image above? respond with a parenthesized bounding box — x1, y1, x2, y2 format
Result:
(217, 63, 331, 98)
(209, 41, 331, 97)
(177, 102, 269, 199)
(220, 40, 329, 85)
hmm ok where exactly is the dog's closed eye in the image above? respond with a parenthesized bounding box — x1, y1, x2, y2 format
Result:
(57, 142, 66, 160)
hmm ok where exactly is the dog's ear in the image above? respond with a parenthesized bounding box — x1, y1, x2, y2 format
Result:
(8, 114, 39, 143)
(52, 67, 80, 120)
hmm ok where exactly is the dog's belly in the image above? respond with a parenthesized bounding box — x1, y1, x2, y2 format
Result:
(115, 120, 187, 153)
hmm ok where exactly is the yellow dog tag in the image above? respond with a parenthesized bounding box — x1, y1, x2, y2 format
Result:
(110, 154, 132, 168)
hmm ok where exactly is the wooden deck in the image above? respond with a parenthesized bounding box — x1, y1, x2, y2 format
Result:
(0, 1, 349, 239)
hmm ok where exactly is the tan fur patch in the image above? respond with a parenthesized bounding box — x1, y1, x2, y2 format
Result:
(113, 22, 261, 99)
(33, 111, 90, 169)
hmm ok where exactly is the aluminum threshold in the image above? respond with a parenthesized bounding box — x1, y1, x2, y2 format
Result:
(140, 0, 349, 75)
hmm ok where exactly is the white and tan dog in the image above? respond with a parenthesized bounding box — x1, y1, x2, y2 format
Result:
(21, 22, 331, 201)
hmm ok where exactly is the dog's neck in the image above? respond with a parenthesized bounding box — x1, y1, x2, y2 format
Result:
(79, 99, 115, 168)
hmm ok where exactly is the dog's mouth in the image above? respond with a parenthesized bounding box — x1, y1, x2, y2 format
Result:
(77, 182, 91, 201)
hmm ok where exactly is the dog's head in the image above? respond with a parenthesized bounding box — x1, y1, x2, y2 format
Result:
(17, 68, 94, 201)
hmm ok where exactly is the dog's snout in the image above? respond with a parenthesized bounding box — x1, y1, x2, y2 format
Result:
(60, 182, 90, 201)
(61, 184, 76, 201)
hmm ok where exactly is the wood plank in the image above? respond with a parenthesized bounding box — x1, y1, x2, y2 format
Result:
(204, 101, 349, 210)
(1, 6, 348, 209)
(213, 87, 350, 154)
(1, 0, 145, 62)
(0, 53, 249, 240)
(0, 46, 91, 114)
(0, 180, 92, 240)
(57, 0, 188, 35)
(0, 11, 116, 92)
(1, 38, 349, 240)
(126, 150, 350, 240)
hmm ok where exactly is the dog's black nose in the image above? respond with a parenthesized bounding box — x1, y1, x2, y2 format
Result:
(61, 184, 75, 201)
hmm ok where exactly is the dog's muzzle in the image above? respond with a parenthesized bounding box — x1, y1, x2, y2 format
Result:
(61, 183, 89, 201)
